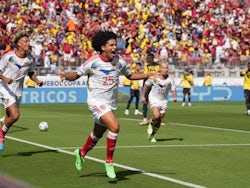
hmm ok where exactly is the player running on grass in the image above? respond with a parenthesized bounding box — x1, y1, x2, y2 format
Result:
(59, 30, 156, 179)
(0, 32, 43, 151)
(141, 62, 177, 142)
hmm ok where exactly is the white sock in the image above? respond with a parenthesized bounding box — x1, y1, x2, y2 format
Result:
(1, 125, 8, 133)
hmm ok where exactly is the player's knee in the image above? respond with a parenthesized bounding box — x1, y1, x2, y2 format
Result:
(152, 113, 161, 120)
(11, 113, 20, 122)
(109, 123, 120, 133)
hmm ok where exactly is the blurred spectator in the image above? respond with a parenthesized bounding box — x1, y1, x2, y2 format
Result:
(191, 46, 202, 66)
(30, 40, 43, 66)
(44, 51, 51, 70)
(179, 48, 189, 66)
(61, 39, 72, 66)
(203, 71, 212, 86)
(158, 40, 168, 62)
(117, 33, 126, 54)
(66, 18, 76, 33)
(202, 49, 212, 66)
(0, 0, 249, 75)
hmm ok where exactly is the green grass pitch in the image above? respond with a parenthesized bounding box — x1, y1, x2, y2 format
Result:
(1, 102, 250, 188)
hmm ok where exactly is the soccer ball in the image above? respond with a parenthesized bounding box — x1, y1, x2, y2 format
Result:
(39, 121, 48, 131)
(246, 110, 250, 116)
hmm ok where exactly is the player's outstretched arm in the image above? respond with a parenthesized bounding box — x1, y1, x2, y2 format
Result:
(128, 71, 158, 80)
(29, 72, 43, 87)
(59, 67, 80, 81)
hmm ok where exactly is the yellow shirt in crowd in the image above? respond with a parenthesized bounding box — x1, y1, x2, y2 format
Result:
(204, 75, 212, 86)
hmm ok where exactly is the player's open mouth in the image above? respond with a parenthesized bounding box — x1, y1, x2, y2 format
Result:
(111, 50, 116, 54)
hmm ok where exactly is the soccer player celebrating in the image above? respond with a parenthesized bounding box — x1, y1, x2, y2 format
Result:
(59, 30, 155, 179)
(240, 62, 250, 115)
(0, 33, 43, 151)
(141, 62, 177, 142)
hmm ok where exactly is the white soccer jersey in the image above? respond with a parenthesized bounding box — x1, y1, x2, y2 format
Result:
(0, 51, 35, 97)
(146, 76, 176, 103)
(76, 54, 132, 110)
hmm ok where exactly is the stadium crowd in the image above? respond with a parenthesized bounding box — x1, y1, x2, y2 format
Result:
(0, 0, 250, 74)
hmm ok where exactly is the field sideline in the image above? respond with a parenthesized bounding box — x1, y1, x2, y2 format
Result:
(1, 102, 250, 188)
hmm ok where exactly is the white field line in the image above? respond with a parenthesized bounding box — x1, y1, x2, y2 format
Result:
(119, 117, 250, 134)
(26, 114, 92, 118)
(29, 115, 250, 134)
(6, 135, 206, 188)
(58, 143, 250, 150)
(169, 122, 250, 134)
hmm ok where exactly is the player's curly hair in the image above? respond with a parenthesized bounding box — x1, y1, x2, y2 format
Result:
(14, 32, 29, 44)
(91, 30, 117, 53)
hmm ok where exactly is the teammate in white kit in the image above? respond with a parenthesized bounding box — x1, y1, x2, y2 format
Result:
(59, 30, 155, 179)
(0, 33, 43, 151)
(141, 62, 177, 142)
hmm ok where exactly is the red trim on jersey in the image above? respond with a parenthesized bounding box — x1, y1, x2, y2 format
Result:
(82, 54, 110, 67)
(99, 54, 110, 62)
(82, 54, 99, 66)
(1, 50, 15, 59)
(15, 51, 25, 59)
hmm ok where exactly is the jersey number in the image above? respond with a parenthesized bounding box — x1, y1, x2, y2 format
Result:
(158, 89, 164, 95)
(103, 76, 114, 86)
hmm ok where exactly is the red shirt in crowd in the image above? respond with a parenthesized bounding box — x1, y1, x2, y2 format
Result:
(63, 43, 71, 54)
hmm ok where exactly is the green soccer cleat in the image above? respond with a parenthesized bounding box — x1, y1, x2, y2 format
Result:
(148, 135, 157, 143)
(147, 124, 153, 135)
(74, 149, 84, 171)
(104, 163, 116, 179)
